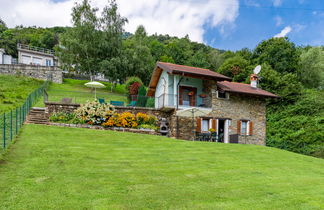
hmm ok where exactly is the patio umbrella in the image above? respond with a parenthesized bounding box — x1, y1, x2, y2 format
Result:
(176, 107, 211, 140)
(84, 81, 106, 99)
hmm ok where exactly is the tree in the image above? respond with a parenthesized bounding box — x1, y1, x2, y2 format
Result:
(218, 56, 250, 82)
(253, 37, 300, 74)
(299, 47, 324, 89)
(56, 0, 101, 77)
(56, 0, 127, 80)
(259, 63, 302, 104)
(0, 18, 7, 33)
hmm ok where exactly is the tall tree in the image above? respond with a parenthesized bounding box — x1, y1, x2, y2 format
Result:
(253, 37, 300, 74)
(56, 0, 127, 80)
(56, 0, 101, 77)
(299, 47, 324, 89)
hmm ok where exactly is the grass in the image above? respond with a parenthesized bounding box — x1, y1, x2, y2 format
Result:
(0, 75, 43, 114)
(0, 124, 323, 209)
(35, 79, 128, 107)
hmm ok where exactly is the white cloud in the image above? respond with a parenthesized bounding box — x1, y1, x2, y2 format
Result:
(274, 26, 292, 38)
(273, 0, 283, 7)
(0, 0, 240, 43)
(274, 16, 283, 26)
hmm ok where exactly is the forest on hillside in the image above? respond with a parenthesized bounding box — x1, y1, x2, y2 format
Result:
(0, 0, 323, 158)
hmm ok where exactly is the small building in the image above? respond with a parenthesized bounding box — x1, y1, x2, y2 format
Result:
(17, 43, 57, 66)
(0, 48, 14, 64)
(147, 62, 278, 145)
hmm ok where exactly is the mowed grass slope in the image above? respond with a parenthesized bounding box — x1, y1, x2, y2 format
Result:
(0, 124, 324, 209)
(0, 75, 43, 113)
(35, 79, 128, 107)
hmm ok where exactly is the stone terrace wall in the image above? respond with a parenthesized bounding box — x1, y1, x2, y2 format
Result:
(0, 64, 63, 83)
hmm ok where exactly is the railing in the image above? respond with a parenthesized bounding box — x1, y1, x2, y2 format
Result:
(0, 81, 49, 152)
(44, 90, 155, 108)
(17, 43, 55, 55)
(157, 93, 212, 109)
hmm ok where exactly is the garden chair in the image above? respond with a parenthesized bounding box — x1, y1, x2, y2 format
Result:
(127, 101, 137, 107)
(98, 98, 105, 104)
(110, 101, 124, 106)
(61, 97, 72, 104)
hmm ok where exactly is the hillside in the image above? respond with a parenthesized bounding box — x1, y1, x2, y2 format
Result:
(0, 124, 323, 209)
(0, 75, 43, 114)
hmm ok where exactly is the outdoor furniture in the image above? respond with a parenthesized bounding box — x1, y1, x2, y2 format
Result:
(127, 101, 137, 107)
(195, 132, 219, 142)
(61, 97, 72, 104)
(98, 98, 105, 104)
(110, 101, 124, 106)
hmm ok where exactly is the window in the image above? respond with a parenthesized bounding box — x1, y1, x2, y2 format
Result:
(46, 59, 52, 66)
(238, 120, 253, 135)
(217, 91, 228, 99)
(202, 119, 210, 132)
(241, 121, 248, 135)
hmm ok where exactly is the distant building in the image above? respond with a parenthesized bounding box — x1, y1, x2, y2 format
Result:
(17, 43, 57, 66)
(0, 48, 14, 64)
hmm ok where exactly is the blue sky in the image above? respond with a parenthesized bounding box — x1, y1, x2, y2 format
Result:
(204, 0, 324, 50)
(1, 0, 323, 51)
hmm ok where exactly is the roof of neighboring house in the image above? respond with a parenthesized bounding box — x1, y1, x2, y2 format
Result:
(147, 62, 231, 96)
(217, 81, 279, 98)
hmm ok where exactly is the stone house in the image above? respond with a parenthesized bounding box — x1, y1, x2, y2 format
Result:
(147, 62, 278, 145)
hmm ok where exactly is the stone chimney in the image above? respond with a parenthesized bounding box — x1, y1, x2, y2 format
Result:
(250, 74, 258, 88)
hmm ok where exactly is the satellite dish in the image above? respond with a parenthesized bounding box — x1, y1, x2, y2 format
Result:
(253, 65, 261, 74)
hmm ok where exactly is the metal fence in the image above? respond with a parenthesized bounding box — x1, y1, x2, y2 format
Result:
(0, 81, 49, 152)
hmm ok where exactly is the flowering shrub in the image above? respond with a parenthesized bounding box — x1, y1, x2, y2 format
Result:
(136, 112, 149, 124)
(102, 112, 157, 129)
(74, 100, 115, 125)
(129, 82, 142, 96)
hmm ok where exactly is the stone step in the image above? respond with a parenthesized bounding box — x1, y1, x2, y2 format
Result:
(26, 107, 49, 125)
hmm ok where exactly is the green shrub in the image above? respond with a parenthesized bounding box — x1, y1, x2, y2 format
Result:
(113, 84, 126, 94)
(145, 97, 155, 108)
(138, 124, 159, 131)
(49, 112, 79, 123)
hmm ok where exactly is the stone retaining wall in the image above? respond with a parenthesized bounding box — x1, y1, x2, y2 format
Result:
(48, 122, 158, 135)
(0, 64, 62, 83)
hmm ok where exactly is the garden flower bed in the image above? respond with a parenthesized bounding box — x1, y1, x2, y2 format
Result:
(49, 100, 160, 135)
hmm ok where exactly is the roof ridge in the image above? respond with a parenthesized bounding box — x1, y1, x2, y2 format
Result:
(158, 61, 211, 71)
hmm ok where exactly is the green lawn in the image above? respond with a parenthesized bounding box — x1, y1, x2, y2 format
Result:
(0, 75, 43, 114)
(35, 79, 128, 107)
(0, 124, 323, 209)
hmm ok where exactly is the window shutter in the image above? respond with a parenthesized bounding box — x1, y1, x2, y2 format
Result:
(212, 119, 217, 131)
(249, 121, 253, 135)
(196, 118, 202, 132)
(237, 120, 241, 134)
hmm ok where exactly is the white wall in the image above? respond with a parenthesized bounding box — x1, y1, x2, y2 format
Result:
(18, 51, 54, 66)
(154, 70, 169, 108)
(3, 55, 12, 64)
(0, 49, 4, 64)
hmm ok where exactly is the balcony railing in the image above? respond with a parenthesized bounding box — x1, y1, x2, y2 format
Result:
(157, 93, 212, 109)
(17, 43, 55, 55)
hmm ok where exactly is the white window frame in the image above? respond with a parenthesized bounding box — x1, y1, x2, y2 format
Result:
(201, 118, 212, 132)
(240, 120, 250, 136)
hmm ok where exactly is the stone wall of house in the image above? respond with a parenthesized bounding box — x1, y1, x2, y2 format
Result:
(166, 89, 267, 145)
(207, 89, 267, 145)
(0, 64, 63, 83)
